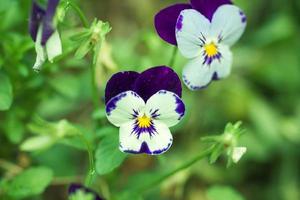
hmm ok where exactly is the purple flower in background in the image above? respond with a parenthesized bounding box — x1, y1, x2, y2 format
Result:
(155, 0, 232, 45)
(105, 66, 185, 155)
(29, 0, 62, 71)
(68, 184, 103, 200)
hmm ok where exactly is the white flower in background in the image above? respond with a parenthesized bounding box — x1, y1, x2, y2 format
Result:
(175, 5, 247, 90)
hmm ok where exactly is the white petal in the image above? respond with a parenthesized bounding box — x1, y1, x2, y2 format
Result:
(119, 120, 173, 155)
(106, 91, 145, 127)
(46, 30, 62, 62)
(232, 147, 247, 163)
(213, 45, 233, 79)
(33, 26, 46, 71)
(145, 90, 185, 127)
(176, 9, 211, 58)
(182, 56, 215, 90)
(211, 5, 247, 46)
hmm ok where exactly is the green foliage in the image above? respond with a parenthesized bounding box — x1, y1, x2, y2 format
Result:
(95, 134, 127, 175)
(0, 73, 13, 110)
(207, 185, 245, 200)
(3, 167, 53, 199)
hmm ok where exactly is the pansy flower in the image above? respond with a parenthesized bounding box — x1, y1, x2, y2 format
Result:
(155, 0, 246, 90)
(29, 0, 62, 71)
(68, 184, 103, 200)
(105, 66, 185, 155)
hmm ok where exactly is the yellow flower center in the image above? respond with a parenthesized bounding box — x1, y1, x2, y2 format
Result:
(204, 42, 218, 57)
(137, 115, 151, 128)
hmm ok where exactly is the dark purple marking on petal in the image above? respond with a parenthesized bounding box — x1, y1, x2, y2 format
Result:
(152, 140, 172, 154)
(29, 1, 46, 41)
(212, 71, 220, 80)
(176, 14, 184, 32)
(106, 92, 128, 116)
(134, 66, 182, 102)
(154, 3, 192, 45)
(183, 74, 213, 90)
(202, 52, 222, 66)
(239, 10, 247, 23)
(150, 109, 160, 119)
(190, 0, 232, 21)
(68, 184, 103, 200)
(173, 94, 185, 120)
(41, 0, 60, 45)
(105, 71, 140, 103)
(124, 140, 173, 155)
(132, 120, 157, 139)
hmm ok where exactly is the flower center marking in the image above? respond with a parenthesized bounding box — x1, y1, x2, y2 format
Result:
(137, 114, 151, 128)
(204, 42, 218, 57)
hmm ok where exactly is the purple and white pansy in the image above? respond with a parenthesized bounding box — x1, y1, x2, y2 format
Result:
(29, 0, 62, 71)
(155, 0, 246, 90)
(105, 66, 185, 155)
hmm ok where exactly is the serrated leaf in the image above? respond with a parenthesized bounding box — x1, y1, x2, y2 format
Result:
(207, 185, 245, 200)
(0, 73, 13, 111)
(5, 167, 53, 199)
(95, 134, 127, 175)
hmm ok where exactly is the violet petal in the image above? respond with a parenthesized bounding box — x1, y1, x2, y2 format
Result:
(41, 0, 60, 45)
(29, 1, 45, 41)
(190, 0, 232, 21)
(134, 66, 182, 102)
(105, 71, 140, 103)
(154, 3, 192, 45)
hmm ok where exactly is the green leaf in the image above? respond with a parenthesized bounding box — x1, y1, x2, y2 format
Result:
(4, 167, 53, 199)
(0, 73, 13, 111)
(20, 135, 55, 152)
(207, 185, 245, 200)
(95, 134, 127, 175)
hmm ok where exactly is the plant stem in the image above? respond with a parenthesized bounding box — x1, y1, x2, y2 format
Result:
(78, 133, 96, 187)
(91, 59, 101, 114)
(140, 146, 214, 192)
(168, 47, 178, 67)
(68, 0, 89, 28)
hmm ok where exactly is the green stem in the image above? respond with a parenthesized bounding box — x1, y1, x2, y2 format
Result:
(91, 59, 101, 114)
(140, 146, 214, 192)
(168, 47, 178, 67)
(68, 0, 89, 28)
(78, 133, 96, 187)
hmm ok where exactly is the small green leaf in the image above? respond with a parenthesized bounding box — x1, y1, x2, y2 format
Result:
(5, 167, 53, 199)
(207, 185, 245, 200)
(0, 73, 13, 111)
(20, 135, 55, 152)
(95, 134, 127, 175)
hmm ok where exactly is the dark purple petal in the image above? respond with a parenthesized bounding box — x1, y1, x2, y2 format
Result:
(134, 66, 182, 102)
(68, 184, 103, 200)
(105, 71, 140, 103)
(41, 0, 60, 45)
(190, 0, 232, 21)
(29, 1, 45, 41)
(154, 4, 192, 45)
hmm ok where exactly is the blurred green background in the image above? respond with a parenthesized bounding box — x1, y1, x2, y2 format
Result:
(1, 0, 300, 200)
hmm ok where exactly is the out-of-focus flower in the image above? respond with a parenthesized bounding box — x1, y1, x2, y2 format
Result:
(155, 0, 232, 45)
(155, 1, 246, 90)
(105, 66, 185, 155)
(202, 121, 247, 167)
(29, 0, 62, 71)
(68, 184, 103, 200)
